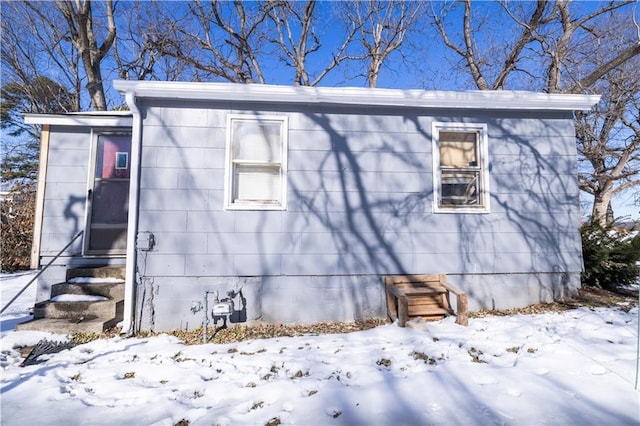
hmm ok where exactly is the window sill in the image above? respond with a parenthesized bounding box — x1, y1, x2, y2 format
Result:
(225, 202, 286, 211)
(433, 206, 490, 214)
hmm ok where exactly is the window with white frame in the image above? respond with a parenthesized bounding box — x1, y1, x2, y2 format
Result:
(433, 123, 489, 213)
(225, 115, 288, 209)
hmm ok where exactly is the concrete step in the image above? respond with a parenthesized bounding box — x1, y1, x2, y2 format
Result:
(16, 266, 126, 334)
(16, 316, 121, 334)
(33, 299, 123, 320)
(51, 281, 124, 300)
(66, 266, 125, 281)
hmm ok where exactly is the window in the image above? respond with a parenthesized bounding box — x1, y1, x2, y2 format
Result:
(225, 115, 288, 209)
(433, 123, 489, 213)
(115, 152, 129, 170)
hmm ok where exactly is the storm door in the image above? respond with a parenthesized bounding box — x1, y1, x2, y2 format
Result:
(85, 133, 132, 254)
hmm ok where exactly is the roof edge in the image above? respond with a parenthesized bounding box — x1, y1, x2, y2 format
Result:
(113, 80, 600, 111)
(23, 112, 133, 126)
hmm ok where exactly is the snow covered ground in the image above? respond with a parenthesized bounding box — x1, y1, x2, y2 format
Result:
(1, 272, 639, 425)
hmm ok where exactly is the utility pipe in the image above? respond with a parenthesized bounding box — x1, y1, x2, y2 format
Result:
(122, 90, 142, 336)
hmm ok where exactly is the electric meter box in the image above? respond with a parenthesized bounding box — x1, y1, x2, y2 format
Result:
(212, 301, 233, 316)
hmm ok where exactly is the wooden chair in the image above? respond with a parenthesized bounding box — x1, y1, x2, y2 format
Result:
(385, 274, 468, 327)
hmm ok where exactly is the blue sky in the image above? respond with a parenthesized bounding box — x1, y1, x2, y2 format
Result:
(3, 0, 638, 221)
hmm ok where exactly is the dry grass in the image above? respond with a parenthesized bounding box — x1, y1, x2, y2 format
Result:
(73, 319, 388, 346)
(76, 286, 638, 345)
(471, 286, 638, 318)
(152, 319, 388, 345)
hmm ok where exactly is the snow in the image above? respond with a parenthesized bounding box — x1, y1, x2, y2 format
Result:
(1, 272, 639, 425)
(67, 277, 125, 284)
(0, 271, 37, 334)
(50, 294, 109, 302)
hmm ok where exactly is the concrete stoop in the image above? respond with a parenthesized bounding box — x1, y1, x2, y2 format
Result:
(16, 266, 125, 334)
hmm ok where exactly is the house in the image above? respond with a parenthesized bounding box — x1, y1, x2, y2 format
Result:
(21, 81, 599, 333)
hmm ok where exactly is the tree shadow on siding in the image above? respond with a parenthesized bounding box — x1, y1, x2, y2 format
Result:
(286, 109, 433, 322)
(287, 108, 582, 317)
(63, 194, 86, 255)
(134, 102, 235, 331)
(450, 113, 581, 308)
(293, 113, 423, 274)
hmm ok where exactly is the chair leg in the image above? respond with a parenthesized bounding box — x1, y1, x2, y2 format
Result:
(456, 294, 469, 326)
(386, 288, 398, 321)
(398, 296, 409, 327)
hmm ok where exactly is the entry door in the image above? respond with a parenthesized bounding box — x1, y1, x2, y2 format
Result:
(85, 133, 132, 254)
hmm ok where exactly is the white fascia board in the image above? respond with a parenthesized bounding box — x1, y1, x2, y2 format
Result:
(113, 80, 600, 111)
(23, 112, 133, 127)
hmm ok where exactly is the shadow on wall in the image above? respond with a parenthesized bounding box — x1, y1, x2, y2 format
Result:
(63, 194, 86, 254)
(293, 112, 425, 275)
(409, 112, 580, 308)
(132, 101, 582, 326)
(287, 111, 431, 320)
(286, 108, 581, 313)
(485, 114, 579, 305)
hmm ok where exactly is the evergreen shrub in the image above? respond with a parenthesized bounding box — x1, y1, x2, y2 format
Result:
(580, 221, 640, 290)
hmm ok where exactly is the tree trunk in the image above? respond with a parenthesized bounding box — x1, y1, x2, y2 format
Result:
(54, 0, 115, 111)
(592, 191, 613, 226)
(85, 61, 108, 111)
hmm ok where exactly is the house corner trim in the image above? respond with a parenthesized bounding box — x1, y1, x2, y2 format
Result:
(30, 124, 50, 269)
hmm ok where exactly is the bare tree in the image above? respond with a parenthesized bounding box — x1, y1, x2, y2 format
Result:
(112, 2, 157, 82)
(265, 1, 358, 86)
(110, 2, 190, 86)
(2, 1, 159, 111)
(430, 0, 640, 224)
(149, 0, 359, 86)
(576, 58, 640, 224)
(25, 1, 116, 110)
(1, 1, 82, 112)
(342, 0, 422, 88)
(431, 0, 638, 93)
(56, 0, 115, 110)
(148, 0, 272, 83)
(1, 2, 81, 188)
(543, 1, 640, 94)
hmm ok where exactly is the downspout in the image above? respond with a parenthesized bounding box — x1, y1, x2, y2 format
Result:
(122, 91, 142, 336)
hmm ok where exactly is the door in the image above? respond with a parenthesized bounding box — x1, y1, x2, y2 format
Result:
(85, 133, 132, 254)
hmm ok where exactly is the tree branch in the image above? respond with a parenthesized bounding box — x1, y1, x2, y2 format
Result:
(494, 0, 547, 90)
(574, 43, 640, 92)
